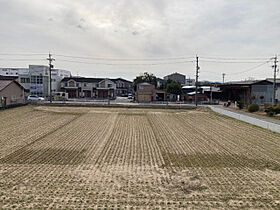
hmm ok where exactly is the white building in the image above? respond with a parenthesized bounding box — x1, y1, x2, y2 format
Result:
(0, 65, 71, 97)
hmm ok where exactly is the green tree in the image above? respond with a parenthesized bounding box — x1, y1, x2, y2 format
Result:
(166, 80, 182, 95)
(133, 72, 157, 91)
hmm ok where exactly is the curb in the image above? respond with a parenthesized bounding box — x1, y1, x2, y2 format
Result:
(209, 106, 280, 133)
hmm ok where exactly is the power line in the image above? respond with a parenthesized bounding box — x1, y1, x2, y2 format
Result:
(0, 53, 47, 56)
(200, 56, 272, 60)
(57, 59, 194, 66)
(196, 60, 272, 78)
(229, 60, 271, 76)
(199, 59, 270, 64)
(54, 53, 194, 61)
(0, 58, 46, 61)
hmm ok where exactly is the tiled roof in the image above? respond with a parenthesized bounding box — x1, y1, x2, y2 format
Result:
(111, 78, 132, 83)
(61, 77, 104, 83)
(0, 80, 13, 91)
(222, 80, 263, 86)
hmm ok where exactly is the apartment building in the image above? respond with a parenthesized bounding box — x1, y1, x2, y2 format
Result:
(0, 65, 71, 97)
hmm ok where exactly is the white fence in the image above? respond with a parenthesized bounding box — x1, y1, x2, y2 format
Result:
(209, 106, 280, 133)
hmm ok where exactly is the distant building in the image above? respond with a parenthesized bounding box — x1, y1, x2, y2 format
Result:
(185, 78, 195, 86)
(164, 72, 186, 85)
(156, 78, 167, 89)
(111, 78, 133, 96)
(135, 82, 166, 102)
(61, 77, 117, 99)
(219, 79, 280, 106)
(0, 78, 25, 108)
(0, 65, 71, 97)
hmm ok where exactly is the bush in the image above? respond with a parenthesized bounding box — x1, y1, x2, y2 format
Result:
(248, 104, 259, 112)
(265, 105, 280, 116)
(237, 101, 244, 109)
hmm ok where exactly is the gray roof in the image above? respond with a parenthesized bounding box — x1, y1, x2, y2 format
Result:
(138, 82, 153, 86)
(222, 78, 280, 86)
(266, 78, 280, 84)
(223, 80, 262, 85)
(111, 78, 132, 83)
(61, 77, 104, 83)
(0, 79, 23, 91)
(0, 80, 13, 91)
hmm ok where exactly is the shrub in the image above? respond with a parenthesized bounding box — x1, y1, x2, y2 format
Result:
(248, 104, 259, 112)
(237, 101, 244, 109)
(265, 105, 280, 116)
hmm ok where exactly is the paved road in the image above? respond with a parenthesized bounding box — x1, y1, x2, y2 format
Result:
(210, 105, 280, 133)
(217, 105, 280, 125)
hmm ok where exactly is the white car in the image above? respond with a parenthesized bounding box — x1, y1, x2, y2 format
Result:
(27, 95, 45, 101)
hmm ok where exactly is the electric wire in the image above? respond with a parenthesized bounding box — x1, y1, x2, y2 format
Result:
(54, 54, 195, 61)
(57, 59, 195, 66)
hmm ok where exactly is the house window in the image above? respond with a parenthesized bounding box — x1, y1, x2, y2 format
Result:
(108, 84, 112, 88)
(11, 95, 17, 102)
(69, 81, 75, 87)
(139, 85, 144, 90)
(84, 83, 87, 87)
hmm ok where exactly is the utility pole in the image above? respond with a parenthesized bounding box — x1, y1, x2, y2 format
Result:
(222, 73, 226, 84)
(272, 55, 278, 105)
(47, 53, 55, 103)
(195, 55, 200, 107)
(210, 83, 213, 105)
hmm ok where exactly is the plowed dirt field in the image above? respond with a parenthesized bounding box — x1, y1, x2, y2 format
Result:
(0, 105, 279, 209)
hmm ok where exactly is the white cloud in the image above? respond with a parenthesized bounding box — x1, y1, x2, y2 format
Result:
(0, 0, 280, 81)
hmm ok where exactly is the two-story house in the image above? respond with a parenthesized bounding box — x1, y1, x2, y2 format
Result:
(111, 78, 133, 96)
(135, 82, 166, 102)
(61, 77, 117, 99)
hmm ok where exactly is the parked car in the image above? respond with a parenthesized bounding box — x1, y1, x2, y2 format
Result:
(27, 95, 45, 101)
(121, 93, 128, 97)
(128, 94, 133, 100)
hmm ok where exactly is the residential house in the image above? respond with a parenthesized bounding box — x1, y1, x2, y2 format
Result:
(0, 78, 25, 108)
(156, 78, 167, 89)
(164, 72, 186, 85)
(61, 77, 117, 99)
(111, 78, 133, 96)
(136, 82, 166, 102)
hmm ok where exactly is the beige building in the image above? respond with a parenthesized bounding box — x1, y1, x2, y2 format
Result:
(136, 82, 166, 102)
(0, 79, 25, 108)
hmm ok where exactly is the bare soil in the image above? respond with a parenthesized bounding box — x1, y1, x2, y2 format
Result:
(0, 105, 279, 209)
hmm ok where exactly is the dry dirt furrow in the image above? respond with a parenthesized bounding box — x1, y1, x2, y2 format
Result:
(0, 106, 280, 209)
